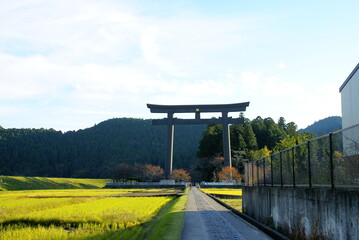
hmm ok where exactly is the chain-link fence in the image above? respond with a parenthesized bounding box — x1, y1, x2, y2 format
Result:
(245, 123, 359, 188)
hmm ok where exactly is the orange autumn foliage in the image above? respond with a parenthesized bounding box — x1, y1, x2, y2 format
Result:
(143, 164, 164, 181)
(169, 169, 191, 182)
(217, 166, 242, 182)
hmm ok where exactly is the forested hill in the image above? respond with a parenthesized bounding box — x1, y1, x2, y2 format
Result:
(0, 118, 205, 178)
(195, 116, 318, 181)
(299, 116, 342, 136)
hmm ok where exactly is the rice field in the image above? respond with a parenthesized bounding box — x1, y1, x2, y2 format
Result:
(218, 198, 242, 212)
(0, 176, 110, 191)
(200, 188, 242, 196)
(0, 189, 180, 240)
(200, 188, 242, 212)
(0, 188, 179, 198)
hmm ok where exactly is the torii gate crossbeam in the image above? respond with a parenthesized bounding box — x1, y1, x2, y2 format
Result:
(147, 102, 250, 179)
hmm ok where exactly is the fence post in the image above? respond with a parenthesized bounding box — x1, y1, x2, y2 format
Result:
(329, 133, 334, 189)
(292, 147, 296, 187)
(257, 161, 260, 186)
(307, 141, 312, 188)
(280, 151, 283, 187)
(270, 155, 273, 187)
(244, 164, 247, 186)
(263, 158, 266, 186)
(251, 162, 254, 186)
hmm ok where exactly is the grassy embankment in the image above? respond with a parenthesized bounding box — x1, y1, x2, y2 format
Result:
(0, 176, 188, 239)
(146, 188, 188, 240)
(0, 176, 110, 191)
(201, 188, 242, 212)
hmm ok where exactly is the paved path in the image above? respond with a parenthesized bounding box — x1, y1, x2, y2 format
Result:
(181, 187, 273, 240)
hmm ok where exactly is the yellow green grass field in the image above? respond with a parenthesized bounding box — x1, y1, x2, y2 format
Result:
(200, 188, 242, 196)
(218, 198, 242, 212)
(200, 188, 242, 212)
(0, 176, 110, 191)
(0, 188, 186, 240)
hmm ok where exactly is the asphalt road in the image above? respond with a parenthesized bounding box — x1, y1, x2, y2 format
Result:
(181, 187, 273, 240)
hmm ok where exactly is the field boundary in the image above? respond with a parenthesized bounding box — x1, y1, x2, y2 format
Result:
(145, 189, 188, 240)
(207, 193, 242, 199)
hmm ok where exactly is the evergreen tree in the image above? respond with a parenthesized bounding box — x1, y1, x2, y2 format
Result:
(286, 122, 298, 136)
(251, 116, 267, 149)
(237, 134, 247, 151)
(278, 117, 286, 130)
(197, 124, 222, 157)
(243, 123, 258, 150)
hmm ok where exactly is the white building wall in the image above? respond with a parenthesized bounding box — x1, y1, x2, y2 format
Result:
(340, 65, 359, 157)
(341, 68, 359, 129)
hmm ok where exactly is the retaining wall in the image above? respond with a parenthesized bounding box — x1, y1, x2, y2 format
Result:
(243, 187, 359, 240)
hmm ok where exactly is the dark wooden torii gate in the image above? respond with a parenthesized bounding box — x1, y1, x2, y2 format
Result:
(147, 102, 250, 178)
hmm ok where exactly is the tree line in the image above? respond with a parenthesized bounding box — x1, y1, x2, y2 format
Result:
(0, 118, 204, 178)
(0, 116, 318, 181)
(193, 116, 317, 182)
(109, 163, 191, 182)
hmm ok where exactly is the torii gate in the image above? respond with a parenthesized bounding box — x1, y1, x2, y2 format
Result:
(147, 102, 250, 178)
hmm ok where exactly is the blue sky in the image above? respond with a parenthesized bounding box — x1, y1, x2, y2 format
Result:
(0, 0, 358, 131)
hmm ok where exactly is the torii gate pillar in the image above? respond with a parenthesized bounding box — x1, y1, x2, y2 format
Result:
(147, 102, 250, 178)
(166, 113, 174, 179)
(222, 112, 231, 168)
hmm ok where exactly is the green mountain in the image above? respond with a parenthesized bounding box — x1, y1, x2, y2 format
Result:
(0, 118, 205, 178)
(300, 116, 342, 136)
(1, 115, 331, 180)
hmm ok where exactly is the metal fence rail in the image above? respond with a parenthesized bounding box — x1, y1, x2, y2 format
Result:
(245, 123, 359, 189)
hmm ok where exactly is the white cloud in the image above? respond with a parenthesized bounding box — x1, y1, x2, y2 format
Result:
(222, 70, 341, 128)
(278, 61, 285, 69)
(0, 1, 344, 131)
(239, 71, 262, 91)
(0, 54, 65, 99)
(0, 1, 249, 96)
(140, 26, 177, 72)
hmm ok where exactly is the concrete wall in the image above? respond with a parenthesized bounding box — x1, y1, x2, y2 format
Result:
(243, 187, 359, 240)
